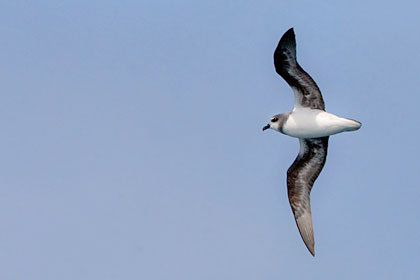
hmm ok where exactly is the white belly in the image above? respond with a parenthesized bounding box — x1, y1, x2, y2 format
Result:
(282, 109, 360, 138)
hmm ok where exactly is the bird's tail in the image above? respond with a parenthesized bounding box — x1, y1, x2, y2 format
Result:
(343, 118, 362, 131)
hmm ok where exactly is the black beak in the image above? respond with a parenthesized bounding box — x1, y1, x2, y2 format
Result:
(262, 124, 270, 131)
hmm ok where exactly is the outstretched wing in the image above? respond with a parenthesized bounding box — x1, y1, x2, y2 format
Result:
(274, 28, 325, 110)
(287, 137, 329, 256)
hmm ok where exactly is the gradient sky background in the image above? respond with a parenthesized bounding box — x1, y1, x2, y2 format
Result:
(1, 0, 420, 279)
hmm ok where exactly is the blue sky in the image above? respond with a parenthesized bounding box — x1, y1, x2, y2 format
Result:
(1, 0, 420, 279)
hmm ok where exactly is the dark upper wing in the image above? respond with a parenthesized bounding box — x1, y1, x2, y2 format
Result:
(274, 28, 325, 110)
(287, 137, 329, 256)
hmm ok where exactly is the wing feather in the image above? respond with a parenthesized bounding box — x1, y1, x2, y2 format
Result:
(287, 137, 329, 256)
(274, 28, 325, 110)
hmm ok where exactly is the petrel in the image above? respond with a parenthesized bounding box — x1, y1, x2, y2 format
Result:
(263, 28, 361, 256)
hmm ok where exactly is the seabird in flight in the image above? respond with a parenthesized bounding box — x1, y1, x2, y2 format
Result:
(262, 28, 361, 256)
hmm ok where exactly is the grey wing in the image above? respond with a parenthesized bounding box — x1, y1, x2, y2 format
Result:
(274, 28, 325, 110)
(287, 137, 329, 256)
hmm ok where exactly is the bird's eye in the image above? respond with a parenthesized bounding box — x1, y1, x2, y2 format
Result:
(271, 117, 279, 122)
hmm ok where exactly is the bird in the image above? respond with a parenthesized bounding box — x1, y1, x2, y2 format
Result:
(262, 28, 361, 256)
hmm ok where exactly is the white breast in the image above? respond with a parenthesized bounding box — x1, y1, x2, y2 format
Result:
(282, 109, 360, 138)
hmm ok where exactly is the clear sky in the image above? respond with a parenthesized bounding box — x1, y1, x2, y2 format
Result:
(1, 0, 420, 279)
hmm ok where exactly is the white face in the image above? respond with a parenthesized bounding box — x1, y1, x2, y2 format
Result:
(269, 116, 281, 131)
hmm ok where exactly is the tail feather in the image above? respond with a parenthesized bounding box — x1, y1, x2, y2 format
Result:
(344, 118, 362, 131)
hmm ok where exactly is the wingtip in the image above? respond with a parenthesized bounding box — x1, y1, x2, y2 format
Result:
(295, 213, 315, 256)
(309, 247, 315, 257)
(280, 27, 296, 44)
(285, 27, 295, 34)
(274, 27, 297, 73)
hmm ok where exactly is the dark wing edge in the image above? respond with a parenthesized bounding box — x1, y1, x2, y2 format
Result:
(286, 137, 329, 256)
(273, 28, 325, 110)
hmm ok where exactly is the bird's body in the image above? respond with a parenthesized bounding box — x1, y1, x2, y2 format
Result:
(263, 28, 361, 256)
(280, 108, 360, 138)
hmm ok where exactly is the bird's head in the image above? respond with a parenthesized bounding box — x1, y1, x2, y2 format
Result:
(262, 113, 285, 132)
